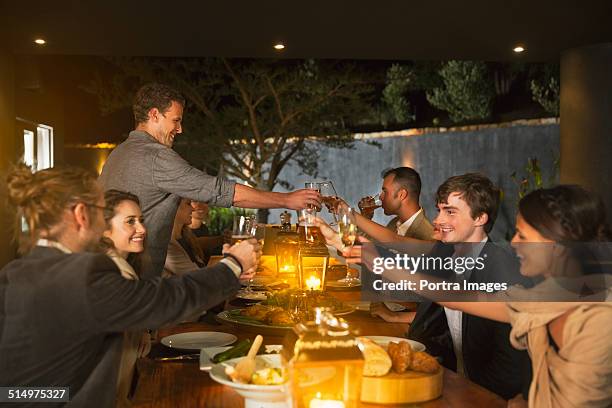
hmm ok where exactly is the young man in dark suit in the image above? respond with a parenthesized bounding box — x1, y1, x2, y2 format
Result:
(407, 173, 532, 400)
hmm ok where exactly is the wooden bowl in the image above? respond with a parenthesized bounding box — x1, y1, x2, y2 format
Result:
(360, 368, 443, 404)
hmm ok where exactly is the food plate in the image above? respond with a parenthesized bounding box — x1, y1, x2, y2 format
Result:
(240, 276, 283, 287)
(216, 305, 355, 335)
(360, 335, 426, 352)
(216, 310, 293, 335)
(325, 278, 361, 288)
(236, 290, 268, 301)
(209, 354, 288, 408)
(160, 332, 237, 350)
(345, 301, 370, 311)
(200, 345, 283, 371)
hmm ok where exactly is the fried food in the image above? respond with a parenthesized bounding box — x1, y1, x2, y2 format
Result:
(265, 309, 294, 326)
(360, 338, 392, 377)
(241, 304, 270, 320)
(387, 341, 413, 374)
(409, 351, 440, 374)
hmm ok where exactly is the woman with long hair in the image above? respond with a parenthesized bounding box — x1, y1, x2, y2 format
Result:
(163, 198, 205, 277)
(101, 189, 150, 408)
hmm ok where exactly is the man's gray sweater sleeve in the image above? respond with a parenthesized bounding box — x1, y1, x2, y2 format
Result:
(152, 147, 236, 207)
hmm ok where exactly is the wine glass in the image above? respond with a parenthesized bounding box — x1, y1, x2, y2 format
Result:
(318, 181, 339, 225)
(304, 182, 321, 211)
(357, 193, 383, 220)
(251, 223, 266, 273)
(232, 215, 256, 244)
(232, 215, 257, 291)
(337, 207, 360, 286)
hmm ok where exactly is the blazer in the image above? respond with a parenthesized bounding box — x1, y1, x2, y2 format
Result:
(385, 209, 435, 241)
(0, 246, 240, 407)
(408, 240, 533, 400)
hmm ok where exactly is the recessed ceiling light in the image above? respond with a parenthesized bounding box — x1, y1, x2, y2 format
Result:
(273, 43, 285, 50)
(34, 38, 46, 45)
(513, 45, 525, 53)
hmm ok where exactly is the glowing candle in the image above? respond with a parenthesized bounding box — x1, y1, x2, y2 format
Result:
(305, 275, 321, 291)
(280, 264, 296, 273)
(309, 398, 345, 408)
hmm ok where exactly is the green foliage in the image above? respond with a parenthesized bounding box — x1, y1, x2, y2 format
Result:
(530, 64, 560, 116)
(426, 61, 495, 122)
(510, 156, 559, 201)
(381, 64, 414, 124)
(207, 207, 255, 236)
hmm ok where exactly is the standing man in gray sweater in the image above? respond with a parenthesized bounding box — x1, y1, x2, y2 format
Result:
(100, 83, 320, 278)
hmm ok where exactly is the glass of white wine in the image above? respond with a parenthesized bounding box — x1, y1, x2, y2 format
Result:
(337, 207, 360, 286)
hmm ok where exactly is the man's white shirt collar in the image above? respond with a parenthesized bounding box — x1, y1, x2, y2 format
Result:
(396, 208, 423, 236)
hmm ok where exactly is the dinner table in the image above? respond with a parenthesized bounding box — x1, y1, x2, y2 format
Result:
(130, 255, 506, 408)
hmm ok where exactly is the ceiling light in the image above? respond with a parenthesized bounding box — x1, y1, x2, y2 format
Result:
(273, 43, 285, 50)
(513, 45, 525, 53)
(34, 38, 46, 45)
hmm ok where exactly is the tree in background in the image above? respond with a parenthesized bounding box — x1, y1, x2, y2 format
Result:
(86, 58, 380, 221)
(529, 64, 560, 116)
(426, 61, 495, 122)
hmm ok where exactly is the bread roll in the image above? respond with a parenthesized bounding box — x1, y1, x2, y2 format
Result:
(359, 338, 392, 377)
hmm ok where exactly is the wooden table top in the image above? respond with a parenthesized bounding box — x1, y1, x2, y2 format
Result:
(130, 257, 506, 408)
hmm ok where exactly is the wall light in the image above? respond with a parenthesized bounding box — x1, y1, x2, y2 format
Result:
(273, 43, 285, 50)
(34, 38, 46, 45)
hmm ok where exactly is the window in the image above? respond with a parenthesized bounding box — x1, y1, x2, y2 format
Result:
(19, 120, 54, 171)
(23, 130, 34, 167)
(36, 124, 54, 170)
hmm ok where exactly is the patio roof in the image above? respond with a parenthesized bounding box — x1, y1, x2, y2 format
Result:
(2, 0, 611, 61)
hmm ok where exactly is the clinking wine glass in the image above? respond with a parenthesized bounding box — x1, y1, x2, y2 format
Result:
(318, 181, 339, 226)
(304, 182, 321, 211)
(337, 207, 360, 286)
(232, 215, 256, 292)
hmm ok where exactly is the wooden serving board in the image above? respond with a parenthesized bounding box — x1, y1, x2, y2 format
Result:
(360, 368, 443, 404)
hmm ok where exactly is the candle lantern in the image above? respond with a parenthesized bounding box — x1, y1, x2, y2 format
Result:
(275, 228, 300, 287)
(282, 309, 364, 408)
(298, 246, 329, 291)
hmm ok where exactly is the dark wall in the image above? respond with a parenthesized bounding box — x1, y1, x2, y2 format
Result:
(0, 49, 18, 266)
(269, 123, 560, 241)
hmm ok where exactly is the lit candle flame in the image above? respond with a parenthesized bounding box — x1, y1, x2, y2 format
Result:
(280, 264, 295, 273)
(305, 275, 321, 291)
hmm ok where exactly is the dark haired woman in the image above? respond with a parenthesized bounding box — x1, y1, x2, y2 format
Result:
(101, 189, 150, 408)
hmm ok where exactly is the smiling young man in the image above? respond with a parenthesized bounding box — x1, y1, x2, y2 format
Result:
(100, 83, 321, 278)
(407, 173, 533, 400)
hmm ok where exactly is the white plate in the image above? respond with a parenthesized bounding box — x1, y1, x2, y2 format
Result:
(383, 301, 407, 312)
(325, 278, 361, 288)
(361, 336, 426, 352)
(200, 344, 283, 371)
(236, 290, 268, 301)
(209, 354, 334, 394)
(161, 332, 237, 350)
(345, 301, 370, 311)
(210, 354, 288, 408)
(240, 277, 283, 287)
